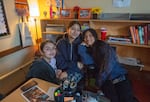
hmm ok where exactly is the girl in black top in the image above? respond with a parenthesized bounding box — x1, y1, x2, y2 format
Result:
(27, 40, 64, 84)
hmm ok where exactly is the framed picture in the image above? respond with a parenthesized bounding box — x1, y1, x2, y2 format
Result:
(0, 0, 10, 37)
(78, 8, 91, 19)
(60, 9, 73, 19)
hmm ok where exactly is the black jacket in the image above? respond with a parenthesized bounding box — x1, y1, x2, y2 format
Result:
(26, 58, 60, 84)
(56, 34, 83, 74)
(88, 40, 127, 87)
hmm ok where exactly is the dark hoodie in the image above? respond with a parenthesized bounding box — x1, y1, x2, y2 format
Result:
(56, 34, 83, 75)
(82, 28, 127, 87)
(26, 58, 60, 84)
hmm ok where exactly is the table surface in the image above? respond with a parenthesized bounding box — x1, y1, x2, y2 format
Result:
(1, 78, 59, 102)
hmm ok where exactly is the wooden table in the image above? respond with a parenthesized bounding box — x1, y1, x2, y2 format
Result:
(1, 78, 59, 102)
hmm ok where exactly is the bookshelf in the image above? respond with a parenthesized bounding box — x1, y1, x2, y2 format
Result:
(42, 31, 65, 35)
(40, 19, 150, 71)
(109, 42, 150, 48)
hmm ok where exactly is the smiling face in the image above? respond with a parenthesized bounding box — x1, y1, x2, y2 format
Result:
(68, 23, 81, 42)
(41, 42, 56, 61)
(84, 31, 96, 46)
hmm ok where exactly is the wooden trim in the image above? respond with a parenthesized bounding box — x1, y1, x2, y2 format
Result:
(0, 60, 33, 79)
(42, 31, 65, 35)
(109, 42, 150, 48)
(40, 19, 150, 23)
(0, 46, 22, 57)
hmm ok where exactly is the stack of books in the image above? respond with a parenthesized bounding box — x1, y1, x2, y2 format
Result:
(130, 13, 150, 20)
(107, 37, 132, 44)
(46, 24, 65, 32)
(129, 24, 150, 45)
(45, 24, 65, 42)
(100, 13, 130, 20)
(118, 56, 144, 68)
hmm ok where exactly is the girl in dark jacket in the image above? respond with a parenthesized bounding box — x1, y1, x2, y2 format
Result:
(27, 40, 62, 84)
(56, 21, 84, 80)
(79, 28, 138, 102)
(55, 21, 84, 93)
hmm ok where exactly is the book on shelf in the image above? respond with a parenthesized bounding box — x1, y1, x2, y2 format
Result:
(107, 40, 131, 44)
(46, 27, 65, 32)
(107, 36, 131, 44)
(46, 24, 65, 27)
(100, 13, 130, 20)
(147, 24, 150, 45)
(138, 26, 144, 44)
(129, 24, 150, 45)
(129, 26, 136, 44)
(143, 25, 148, 45)
(118, 56, 144, 68)
(130, 13, 150, 20)
(46, 24, 65, 33)
(108, 37, 131, 41)
(135, 26, 140, 44)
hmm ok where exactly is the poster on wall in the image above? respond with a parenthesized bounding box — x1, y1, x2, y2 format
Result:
(113, 0, 131, 8)
(0, 0, 9, 37)
(18, 23, 33, 47)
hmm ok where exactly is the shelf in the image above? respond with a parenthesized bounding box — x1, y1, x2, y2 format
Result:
(123, 64, 150, 72)
(90, 19, 150, 23)
(15, 1, 28, 5)
(40, 19, 150, 23)
(109, 42, 150, 48)
(40, 19, 150, 71)
(42, 31, 65, 35)
(46, 24, 65, 27)
(40, 18, 90, 22)
(143, 65, 150, 71)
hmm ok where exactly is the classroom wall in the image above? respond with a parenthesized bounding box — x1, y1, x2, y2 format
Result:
(0, 0, 36, 53)
(0, 0, 20, 52)
(64, 0, 150, 13)
(0, 0, 35, 84)
(39, 0, 150, 19)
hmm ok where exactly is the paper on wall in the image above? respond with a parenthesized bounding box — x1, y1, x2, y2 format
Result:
(113, 0, 131, 8)
(18, 23, 33, 47)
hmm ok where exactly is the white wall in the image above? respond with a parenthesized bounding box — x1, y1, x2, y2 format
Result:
(0, 46, 35, 76)
(64, 0, 150, 13)
(0, 0, 20, 52)
(0, 0, 35, 81)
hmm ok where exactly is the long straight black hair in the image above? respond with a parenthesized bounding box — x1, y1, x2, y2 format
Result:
(82, 28, 112, 73)
(82, 28, 98, 43)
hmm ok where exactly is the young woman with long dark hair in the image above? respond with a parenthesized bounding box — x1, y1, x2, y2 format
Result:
(79, 28, 138, 102)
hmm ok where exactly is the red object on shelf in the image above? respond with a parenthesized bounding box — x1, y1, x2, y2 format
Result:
(100, 28, 107, 41)
(50, 5, 53, 19)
